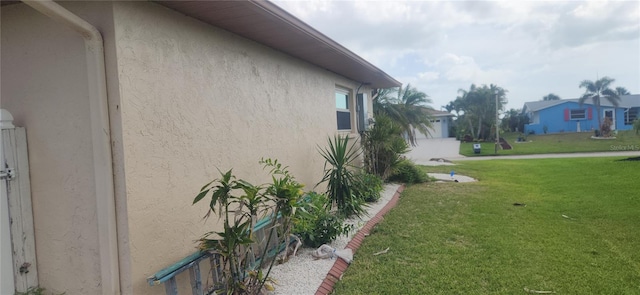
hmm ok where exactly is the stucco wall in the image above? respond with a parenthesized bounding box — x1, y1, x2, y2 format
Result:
(111, 2, 370, 294)
(0, 2, 120, 294)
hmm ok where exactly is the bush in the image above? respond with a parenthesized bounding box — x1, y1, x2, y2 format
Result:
(601, 117, 612, 137)
(318, 135, 366, 218)
(352, 171, 384, 202)
(293, 192, 351, 248)
(362, 114, 409, 180)
(388, 159, 428, 184)
(193, 159, 304, 294)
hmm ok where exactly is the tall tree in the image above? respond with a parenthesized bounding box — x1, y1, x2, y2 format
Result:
(615, 87, 630, 96)
(542, 93, 561, 101)
(373, 84, 433, 146)
(451, 84, 507, 140)
(578, 76, 620, 135)
(501, 108, 528, 132)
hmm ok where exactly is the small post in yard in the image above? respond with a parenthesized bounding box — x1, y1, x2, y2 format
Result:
(495, 94, 499, 154)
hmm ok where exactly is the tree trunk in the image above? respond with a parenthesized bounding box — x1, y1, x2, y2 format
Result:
(477, 117, 483, 140)
(467, 118, 476, 139)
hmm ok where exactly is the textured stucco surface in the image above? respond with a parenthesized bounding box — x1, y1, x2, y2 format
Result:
(0, 3, 116, 294)
(2, 1, 375, 294)
(112, 2, 372, 294)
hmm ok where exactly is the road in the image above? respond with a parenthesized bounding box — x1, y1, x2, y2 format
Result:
(408, 138, 640, 165)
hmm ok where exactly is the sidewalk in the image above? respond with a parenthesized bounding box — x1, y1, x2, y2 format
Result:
(454, 151, 640, 161)
(407, 138, 640, 164)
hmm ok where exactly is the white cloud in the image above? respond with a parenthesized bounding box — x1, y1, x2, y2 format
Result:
(417, 71, 440, 82)
(273, 0, 640, 110)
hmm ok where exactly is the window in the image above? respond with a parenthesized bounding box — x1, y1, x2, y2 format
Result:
(336, 88, 351, 130)
(570, 109, 586, 120)
(625, 108, 638, 125)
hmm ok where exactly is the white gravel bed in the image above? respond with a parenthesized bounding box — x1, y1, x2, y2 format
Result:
(268, 184, 402, 295)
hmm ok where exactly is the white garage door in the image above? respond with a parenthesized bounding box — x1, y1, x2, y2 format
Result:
(429, 119, 443, 138)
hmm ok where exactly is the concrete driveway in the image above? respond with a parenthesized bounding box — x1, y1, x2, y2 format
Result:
(407, 138, 463, 165)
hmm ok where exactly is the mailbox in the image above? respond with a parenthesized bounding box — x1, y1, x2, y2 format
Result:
(473, 144, 481, 154)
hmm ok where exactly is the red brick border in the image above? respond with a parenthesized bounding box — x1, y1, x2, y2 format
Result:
(314, 185, 405, 295)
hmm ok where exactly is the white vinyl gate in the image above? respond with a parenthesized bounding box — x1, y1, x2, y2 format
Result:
(1, 109, 38, 294)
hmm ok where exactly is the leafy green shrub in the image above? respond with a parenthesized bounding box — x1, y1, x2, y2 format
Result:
(362, 114, 409, 180)
(633, 119, 640, 135)
(318, 135, 366, 218)
(293, 192, 351, 248)
(388, 159, 428, 184)
(600, 117, 613, 137)
(193, 159, 304, 294)
(352, 171, 384, 202)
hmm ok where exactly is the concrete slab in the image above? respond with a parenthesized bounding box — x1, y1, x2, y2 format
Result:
(428, 173, 477, 183)
(407, 138, 464, 165)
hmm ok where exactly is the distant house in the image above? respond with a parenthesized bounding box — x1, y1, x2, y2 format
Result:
(523, 95, 640, 134)
(413, 109, 455, 139)
(1, 1, 400, 295)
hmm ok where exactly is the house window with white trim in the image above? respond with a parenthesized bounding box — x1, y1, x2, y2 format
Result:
(336, 88, 351, 130)
(625, 108, 638, 125)
(570, 109, 586, 120)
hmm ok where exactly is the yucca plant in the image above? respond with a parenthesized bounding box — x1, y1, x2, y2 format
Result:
(318, 135, 366, 218)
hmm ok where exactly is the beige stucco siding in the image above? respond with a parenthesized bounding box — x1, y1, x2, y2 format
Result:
(112, 2, 369, 294)
(2, 1, 375, 293)
(0, 2, 123, 294)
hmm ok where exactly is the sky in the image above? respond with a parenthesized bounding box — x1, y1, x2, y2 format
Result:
(273, 0, 640, 111)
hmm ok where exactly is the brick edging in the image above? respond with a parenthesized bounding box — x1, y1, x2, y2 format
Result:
(314, 184, 406, 295)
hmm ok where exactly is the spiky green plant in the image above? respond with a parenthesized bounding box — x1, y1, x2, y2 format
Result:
(318, 135, 366, 218)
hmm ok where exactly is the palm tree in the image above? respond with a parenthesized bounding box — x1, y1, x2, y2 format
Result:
(542, 93, 561, 101)
(615, 87, 630, 96)
(453, 84, 507, 140)
(578, 76, 620, 135)
(373, 84, 433, 146)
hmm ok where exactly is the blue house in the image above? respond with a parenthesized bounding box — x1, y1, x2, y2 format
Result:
(523, 94, 639, 134)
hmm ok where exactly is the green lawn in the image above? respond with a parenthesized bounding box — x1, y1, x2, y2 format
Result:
(459, 130, 640, 156)
(333, 157, 640, 294)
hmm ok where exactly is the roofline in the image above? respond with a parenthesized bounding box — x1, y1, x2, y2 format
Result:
(249, 1, 401, 87)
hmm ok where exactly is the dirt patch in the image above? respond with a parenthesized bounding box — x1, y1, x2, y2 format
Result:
(499, 138, 512, 150)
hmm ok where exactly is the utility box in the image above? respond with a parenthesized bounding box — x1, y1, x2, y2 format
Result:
(473, 144, 481, 154)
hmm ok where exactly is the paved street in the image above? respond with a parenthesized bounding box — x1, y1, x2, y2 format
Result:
(407, 138, 640, 165)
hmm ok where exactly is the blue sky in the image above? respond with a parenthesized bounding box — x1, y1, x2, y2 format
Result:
(274, 0, 640, 111)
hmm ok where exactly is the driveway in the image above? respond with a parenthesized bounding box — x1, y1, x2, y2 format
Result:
(407, 138, 463, 165)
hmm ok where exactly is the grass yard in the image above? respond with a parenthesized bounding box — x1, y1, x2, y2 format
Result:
(333, 157, 640, 294)
(459, 130, 640, 156)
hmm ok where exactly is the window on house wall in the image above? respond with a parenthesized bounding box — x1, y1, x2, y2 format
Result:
(625, 108, 638, 125)
(336, 88, 351, 131)
(570, 109, 586, 120)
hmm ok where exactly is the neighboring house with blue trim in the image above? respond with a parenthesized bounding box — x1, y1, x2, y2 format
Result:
(523, 95, 640, 134)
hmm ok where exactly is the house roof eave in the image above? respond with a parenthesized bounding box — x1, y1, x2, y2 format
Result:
(154, 0, 401, 88)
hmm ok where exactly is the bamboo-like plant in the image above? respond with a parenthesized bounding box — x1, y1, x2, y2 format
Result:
(318, 135, 366, 217)
(193, 159, 303, 295)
